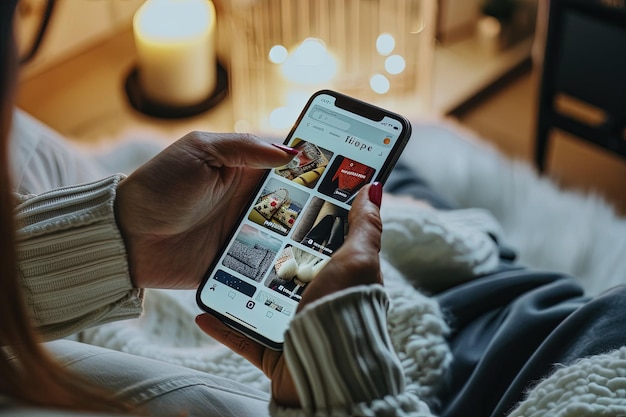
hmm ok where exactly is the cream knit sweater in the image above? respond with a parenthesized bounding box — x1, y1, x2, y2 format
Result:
(14, 176, 626, 416)
(15, 175, 144, 340)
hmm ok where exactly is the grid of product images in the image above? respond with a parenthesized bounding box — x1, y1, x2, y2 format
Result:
(218, 137, 377, 307)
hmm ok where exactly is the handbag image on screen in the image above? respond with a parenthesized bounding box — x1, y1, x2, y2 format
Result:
(273, 203, 299, 229)
(275, 140, 332, 189)
(292, 166, 326, 188)
(253, 188, 290, 220)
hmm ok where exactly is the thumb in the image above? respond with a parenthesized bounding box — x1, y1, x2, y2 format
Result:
(343, 182, 384, 256)
(296, 183, 383, 310)
(188, 132, 298, 169)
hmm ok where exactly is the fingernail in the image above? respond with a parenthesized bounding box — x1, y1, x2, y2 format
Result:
(369, 182, 382, 208)
(272, 143, 299, 155)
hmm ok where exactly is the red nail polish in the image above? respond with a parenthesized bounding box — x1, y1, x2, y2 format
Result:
(272, 143, 299, 155)
(369, 182, 382, 208)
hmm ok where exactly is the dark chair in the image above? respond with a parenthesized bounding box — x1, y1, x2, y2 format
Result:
(535, 0, 626, 173)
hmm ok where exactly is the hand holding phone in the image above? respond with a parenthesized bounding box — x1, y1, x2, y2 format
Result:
(114, 132, 297, 290)
(196, 183, 385, 408)
(197, 90, 411, 349)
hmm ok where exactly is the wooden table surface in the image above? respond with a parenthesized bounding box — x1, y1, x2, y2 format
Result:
(17, 29, 235, 146)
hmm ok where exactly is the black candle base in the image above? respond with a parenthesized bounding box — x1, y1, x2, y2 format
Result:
(124, 61, 228, 119)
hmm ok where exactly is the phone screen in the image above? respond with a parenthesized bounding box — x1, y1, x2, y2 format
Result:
(197, 90, 411, 349)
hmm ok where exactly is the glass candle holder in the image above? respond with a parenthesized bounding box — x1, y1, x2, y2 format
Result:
(223, 0, 436, 135)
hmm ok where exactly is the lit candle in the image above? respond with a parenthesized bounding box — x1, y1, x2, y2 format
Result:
(133, 0, 216, 107)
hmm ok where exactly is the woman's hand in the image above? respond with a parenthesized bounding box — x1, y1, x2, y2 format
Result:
(196, 183, 384, 407)
(114, 132, 297, 289)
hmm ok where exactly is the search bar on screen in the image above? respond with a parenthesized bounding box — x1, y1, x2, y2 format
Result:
(310, 110, 351, 130)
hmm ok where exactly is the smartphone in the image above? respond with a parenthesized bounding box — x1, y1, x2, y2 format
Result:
(196, 90, 412, 350)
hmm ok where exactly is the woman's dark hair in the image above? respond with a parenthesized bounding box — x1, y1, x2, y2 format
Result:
(0, 2, 135, 413)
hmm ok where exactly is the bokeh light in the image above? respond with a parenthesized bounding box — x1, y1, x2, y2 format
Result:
(385, 55, 406, 75)
(370, 74, 390, 94)
(268, 45, 288, 64)
(376, 33, 395, 56)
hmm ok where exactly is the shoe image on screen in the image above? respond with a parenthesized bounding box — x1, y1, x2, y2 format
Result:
(264, 245, 328, 302)
(291, 197, 349, 256)
(318, 156, 376, 203)
(222, 225, 282, 282)
(248, 178, 310, 236)
(274, 138, 334, 189)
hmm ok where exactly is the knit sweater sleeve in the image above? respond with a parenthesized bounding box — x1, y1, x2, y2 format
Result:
(270, 285, 435, 417)
(14, 175, 144, 341)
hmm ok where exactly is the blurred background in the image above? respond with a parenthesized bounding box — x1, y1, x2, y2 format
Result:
(14, 0, 626, 213)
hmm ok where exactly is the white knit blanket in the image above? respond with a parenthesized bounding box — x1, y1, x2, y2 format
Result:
(399, 120, 626, 297)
